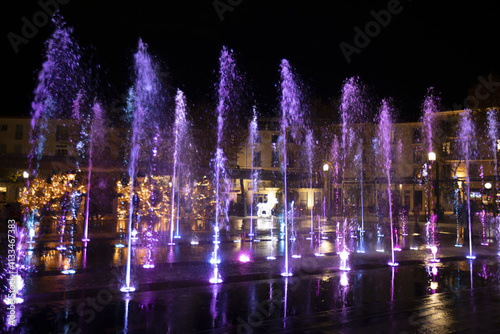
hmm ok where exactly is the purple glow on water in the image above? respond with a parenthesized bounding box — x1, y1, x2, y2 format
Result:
(378, 99, 398, 267)
(238, 254, 251, 263)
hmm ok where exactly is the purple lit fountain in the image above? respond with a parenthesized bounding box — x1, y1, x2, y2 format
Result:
(210, 46, 238, 284)
(82, 102, 105, 243)
(377, 99, 398, 266)
(421, 89, 440, 249)
(121, 39, 163, 292)
(169, 89, 188, 245)
(457, 109, 476, 260)
(486, 108, 499, 255)
(279, 59, 304, 277)
(248, 107, 259, 239)
(27, 17, 83, 247)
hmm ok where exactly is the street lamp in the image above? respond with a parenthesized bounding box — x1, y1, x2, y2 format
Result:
(428, 152, 436, 161)
(23, 171, 29, 179)
(322, 161, 332, 217)
(485, 182, 492, 190)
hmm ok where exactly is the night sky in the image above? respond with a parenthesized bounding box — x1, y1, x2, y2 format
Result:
(4, 0, 500, 121)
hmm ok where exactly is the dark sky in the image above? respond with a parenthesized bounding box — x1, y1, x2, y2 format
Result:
(4, 0, 500, 121)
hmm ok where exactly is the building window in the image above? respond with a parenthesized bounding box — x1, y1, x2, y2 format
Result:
(56, 125, 69, 141)
(0, 186, 6, 203)
(413, 146, 423, 163)
(271, 135, 279, 144)
(0, 143, 6, 154)
(0, 124, 7, 131)
(442, 142, 451, 155)
(412, 128, 422, 143)
(253, 151, 262, 167)
(15, 125, 23, 140)
(390, 130, 396, 144)
(56, 145, 68, 156)
(271, 150, 279, 167)
(497, 139, 500, 152)
(14, 144, 22, 155)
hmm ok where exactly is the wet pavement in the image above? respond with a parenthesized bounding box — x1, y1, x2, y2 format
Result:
(2, 217, 500, 333)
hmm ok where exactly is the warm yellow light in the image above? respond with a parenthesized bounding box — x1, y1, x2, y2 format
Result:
(430, 281, 438, 290)
(428, 152, 436, 161)
(485, 182, 492, 189)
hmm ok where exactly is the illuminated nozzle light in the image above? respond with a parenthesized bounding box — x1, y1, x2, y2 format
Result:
(209, 267, 223, 284)
(429, 245, 440, 263)
(291, 254, 301, 258)
(238, 254, 250, 263)
(314, 252, 325, 257)
(466, 255, 476, 260)
(394, 247, 402, 252)
(190, 240, 199, 245)
(281, 271, 293, 277)
(143, 263, 155, 269)
(233, 239, 241, 243)
(61, 269, 76, 275)
(432, 266, 438, 276)
(115, 243, 125, 248)
(266, 256, 276, 260)
(340, 272, 349, 287)
(56, 245, 67, 251)
(339, 250, 351, 271)
(388, 262, 399, 267)
(120, 286, 136, 293)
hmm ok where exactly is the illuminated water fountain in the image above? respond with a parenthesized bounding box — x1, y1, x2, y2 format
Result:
(279, 59, 304, 277)
(458, 109, 476, 260)
(210, 46, 239, 284)
(121, 39, 163, 292)
(248, 107, 259, 239)
(378, 99, 398, 266)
